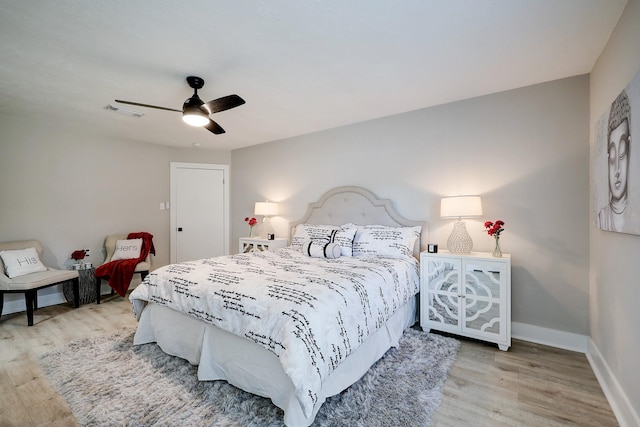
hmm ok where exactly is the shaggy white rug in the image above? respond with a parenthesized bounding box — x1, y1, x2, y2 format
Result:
(39, 327, 459, 426)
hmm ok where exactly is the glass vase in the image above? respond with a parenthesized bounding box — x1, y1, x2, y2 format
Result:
(249, 227, 254, 238)
(492, 236, 502, 258)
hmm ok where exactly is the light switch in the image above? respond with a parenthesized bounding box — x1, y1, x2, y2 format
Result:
(159, 202, 165, 210)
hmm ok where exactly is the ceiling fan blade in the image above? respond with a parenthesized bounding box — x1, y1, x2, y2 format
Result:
(205, 94, 246, 114)
(204, 119, 225, 135)
(114, 100, 181, 112)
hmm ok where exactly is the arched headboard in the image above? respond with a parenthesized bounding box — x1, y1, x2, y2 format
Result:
(289, 186, 428, 258)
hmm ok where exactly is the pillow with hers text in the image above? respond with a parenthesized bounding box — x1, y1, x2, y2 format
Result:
(111, 238, 143, 261)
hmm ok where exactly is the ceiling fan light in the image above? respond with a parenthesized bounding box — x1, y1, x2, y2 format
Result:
(182, 106, 209, 127)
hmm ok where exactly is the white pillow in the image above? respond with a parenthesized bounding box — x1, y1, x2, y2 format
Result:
(111, 238, 142, 261)
(352, 225, 421, 258)
(291, 224, 357, 257)
(0, 247, 47, 279)
(301, 240, 342, 259)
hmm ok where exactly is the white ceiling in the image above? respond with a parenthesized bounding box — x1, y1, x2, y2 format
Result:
(0, 0, 627, 151)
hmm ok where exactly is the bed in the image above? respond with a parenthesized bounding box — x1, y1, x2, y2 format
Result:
(129, 186, 428, 426)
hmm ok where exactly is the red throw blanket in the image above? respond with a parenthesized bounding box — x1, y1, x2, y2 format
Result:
(95, 232, 156, 297)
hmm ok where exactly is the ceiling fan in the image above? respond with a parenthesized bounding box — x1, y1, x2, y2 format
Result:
(115, 76, 245, 135)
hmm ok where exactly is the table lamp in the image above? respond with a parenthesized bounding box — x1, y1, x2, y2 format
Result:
(440, 196, 483, 254)
(254, 201, 279, 239)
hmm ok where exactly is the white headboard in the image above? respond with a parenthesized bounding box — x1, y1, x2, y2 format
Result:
(289, 186, 428, 258)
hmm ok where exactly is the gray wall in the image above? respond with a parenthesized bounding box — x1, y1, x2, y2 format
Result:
(232, 75, 590, 335)
(590, 0, 640, 419)
(0, 114, 230, 308)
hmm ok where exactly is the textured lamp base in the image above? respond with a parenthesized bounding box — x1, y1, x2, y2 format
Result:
(260, 217, 275, 239)
(447, 221, 473, 254)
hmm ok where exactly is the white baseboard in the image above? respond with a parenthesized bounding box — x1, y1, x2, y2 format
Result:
(2, 289, 68, 315)
(512, 321, 589, 353)
(1, 283, 119, 315)
(587, 338, 640, 427)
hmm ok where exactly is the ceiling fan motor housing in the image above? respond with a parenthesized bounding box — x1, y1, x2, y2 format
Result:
(183, 95, 206, 111)
(182, 92, 209, 126)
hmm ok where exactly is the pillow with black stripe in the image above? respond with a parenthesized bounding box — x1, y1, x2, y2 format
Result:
(301, 240, 341, 259)
(291, 224, 357, 256)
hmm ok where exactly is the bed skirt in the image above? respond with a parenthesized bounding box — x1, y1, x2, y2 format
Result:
(133, 296, 417, 427)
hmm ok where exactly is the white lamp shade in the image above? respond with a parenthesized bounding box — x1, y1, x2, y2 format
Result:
(440, 196, 483, 218)
(254, 201, 279, 216)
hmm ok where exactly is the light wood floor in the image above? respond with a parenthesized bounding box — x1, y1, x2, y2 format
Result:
(0, 297, 618, 427)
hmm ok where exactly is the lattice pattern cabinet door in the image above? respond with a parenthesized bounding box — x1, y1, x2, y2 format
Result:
(420, 251, 511, 351)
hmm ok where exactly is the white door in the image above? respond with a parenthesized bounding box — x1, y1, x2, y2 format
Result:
(170, 163, 229, 263)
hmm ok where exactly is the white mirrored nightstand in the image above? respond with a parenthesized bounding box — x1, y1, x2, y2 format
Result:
(239, 237, 288, 253)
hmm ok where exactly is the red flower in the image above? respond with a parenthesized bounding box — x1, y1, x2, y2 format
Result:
(484, 220, 505, 237)
(71, 249, 89, 260)
(244, 217, 257, 227)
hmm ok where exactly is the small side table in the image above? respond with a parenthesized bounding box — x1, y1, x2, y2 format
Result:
(239, 237, 288, 253)
(420, 250, 511, 351)
(63, 267, 97, 304)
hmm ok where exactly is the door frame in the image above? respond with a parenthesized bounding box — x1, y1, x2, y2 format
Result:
(170, 162, 230, 263)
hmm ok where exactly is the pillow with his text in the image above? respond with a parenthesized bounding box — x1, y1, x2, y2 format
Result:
(0, 247, 47, 278)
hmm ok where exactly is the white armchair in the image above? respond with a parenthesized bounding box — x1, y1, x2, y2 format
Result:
(0, 240, 79, 326)
(95, 234, 152, 304)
